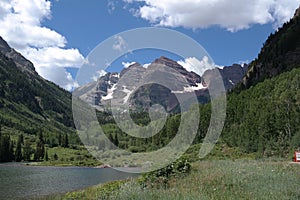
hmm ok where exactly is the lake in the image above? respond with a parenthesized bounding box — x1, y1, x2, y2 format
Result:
(0, 163, 138, 199)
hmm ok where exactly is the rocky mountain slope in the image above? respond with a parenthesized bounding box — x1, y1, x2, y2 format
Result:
(77, 56, 247, 112)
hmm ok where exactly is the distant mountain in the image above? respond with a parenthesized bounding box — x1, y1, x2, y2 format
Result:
(0, 36, 75, 135)
(76, 56, 247, 112)
(242, 6, 300, 88)
(203, 63, 248, 90)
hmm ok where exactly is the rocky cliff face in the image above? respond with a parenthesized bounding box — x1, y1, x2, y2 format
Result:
(77, 57, 247, 112)
(152, 56, 201, 86)
(203, 64, 248, 91)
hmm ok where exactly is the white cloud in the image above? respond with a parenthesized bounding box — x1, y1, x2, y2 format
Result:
(177, 56, 222, 76)
(92, 70, 107, 81)
(113, 35, 127, 51)
(143, 63, 151, 68)
(38, 66, 79, 91)
(122, 61, 136, 68)
(122, 61, 151, 68)
(108, 0, 117, 14)
(124, 0, 300, 31)
(0, 0, 85, 90)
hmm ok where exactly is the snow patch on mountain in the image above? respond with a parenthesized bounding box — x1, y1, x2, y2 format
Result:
(102, 83, 117, 100)
(122, 86, 133, 103)
(172, 83, 206, 94)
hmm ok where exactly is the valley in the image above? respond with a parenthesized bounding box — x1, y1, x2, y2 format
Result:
(0, 3, 300, 200)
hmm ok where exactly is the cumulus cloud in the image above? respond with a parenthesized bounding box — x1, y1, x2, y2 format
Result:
(92, 70, 107, 81)
(0, 0, 85, 90)
(113, 35, 127, 51)
(122, 61, 136, 68)
(38, 66, 79, 91)
(178, 56, 222, 76)
(124, 0, 300, 31)
(143, 63, 151, 68)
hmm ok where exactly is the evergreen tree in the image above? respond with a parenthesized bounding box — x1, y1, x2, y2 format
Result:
(34, 139, 45, 161)
(8, 139, 14, 161)
(38, 131, 44, 144)
(44, 149, 49, 161)
(0, 135, 12, 162)
(15, 135, 23, 162)
(115, 134, 119, 146)
(23, 140, 32, 161)
(53, 153, 58, 161)
(58, 133, 62, 146)
(61, 134, 69, 148)
(19, 134, 24, 145)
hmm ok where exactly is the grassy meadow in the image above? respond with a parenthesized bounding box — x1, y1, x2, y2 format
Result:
(40, 158, 300, 200)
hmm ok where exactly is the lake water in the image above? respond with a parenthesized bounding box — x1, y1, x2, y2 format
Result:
(0, 163, 138, 199)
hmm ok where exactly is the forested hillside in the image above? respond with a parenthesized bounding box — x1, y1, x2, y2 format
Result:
(223, 7, 300, 157)
(243, 8, 300, 88)
(0, 37, 82, 163)
(90, 66, 299, 159)
(223, 68, 300, 157)
(90, 7, 300, 159)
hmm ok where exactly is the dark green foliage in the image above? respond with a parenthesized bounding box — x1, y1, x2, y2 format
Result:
(93, 68, 300, 159)
(62, 134, 69, 148)
(15, 135, 23, 162)
(114, 134, 119, 146)
(8, 138, 14, 161)
(223, 68, 300, 157)
(34, 138, 45, 161)
(0, 135, 13, 162)
(97, 112, 180, 153)
(0, 49, 77, 149)
(58, 133, 62, 146)
(244, 13, 300, 88)
(23, 140, 32, 161)
(44, 149, 49, 161)
(53, 153, 58, 161)
(140, 158, 191, 189)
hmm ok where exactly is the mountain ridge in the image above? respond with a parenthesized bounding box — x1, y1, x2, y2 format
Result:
(0, 36, 36, 75)
(242, 6, 300, 88)
(0, 36, 75, 136)
(77, 56, 247, 111)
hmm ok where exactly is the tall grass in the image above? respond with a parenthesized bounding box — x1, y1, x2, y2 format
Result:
(62, 160, 300, 200)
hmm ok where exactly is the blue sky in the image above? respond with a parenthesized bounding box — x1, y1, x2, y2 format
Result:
(0, 0, 299, 90)
(45, 0, 273, 65)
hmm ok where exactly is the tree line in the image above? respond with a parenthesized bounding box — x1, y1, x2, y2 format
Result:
(0, 126, 69, 163)
(92, 68, 300, 158)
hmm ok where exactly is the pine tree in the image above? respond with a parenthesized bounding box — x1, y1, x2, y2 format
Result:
(62, 134, 69, 148)
(58, 133, 62, 146)
(38, 131, 44, 144)
(15, 135, 23, 162)
(20, 134, 24, 145)
(34, 139, 45, 161)
(8, 139, 14, 161)
(0, 135, 12, 162)
(44, 149, 49, 161)
(23, 140, 32, 161)
(53, 153, 58, 161)
(115, 134, 119, 146)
